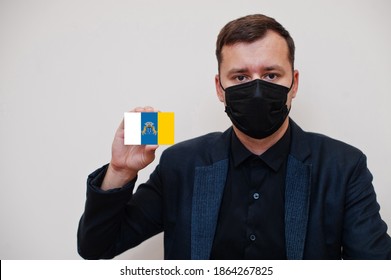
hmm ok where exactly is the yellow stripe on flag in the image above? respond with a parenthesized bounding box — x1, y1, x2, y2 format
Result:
(157, 112, 174, 145)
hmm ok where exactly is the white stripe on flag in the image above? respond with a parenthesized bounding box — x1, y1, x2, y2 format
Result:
(124, 112, 141, 145)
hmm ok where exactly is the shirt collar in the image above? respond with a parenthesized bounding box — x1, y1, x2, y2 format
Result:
(231, 125, 291, 172)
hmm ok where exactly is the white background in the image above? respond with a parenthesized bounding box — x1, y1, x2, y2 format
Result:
(0, 0, 390, 259)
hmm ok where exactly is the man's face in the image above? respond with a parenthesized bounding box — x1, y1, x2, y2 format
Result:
(215, 31, 298, 108)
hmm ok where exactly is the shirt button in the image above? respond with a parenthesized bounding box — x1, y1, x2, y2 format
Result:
(253, 193, 260, 200)
(249, 234, 256, 241)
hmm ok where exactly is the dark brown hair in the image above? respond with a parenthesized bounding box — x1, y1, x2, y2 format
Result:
(216, 14, 295, 70)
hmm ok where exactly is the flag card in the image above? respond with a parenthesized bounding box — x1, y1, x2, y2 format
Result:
(124, 112, 174, 145)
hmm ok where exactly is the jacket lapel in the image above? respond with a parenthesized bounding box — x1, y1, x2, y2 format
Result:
(285, 120, 312, 259)
(190, 129, 232, 260)
(285, 155, 311, 259)
(191, 159, 228, 259)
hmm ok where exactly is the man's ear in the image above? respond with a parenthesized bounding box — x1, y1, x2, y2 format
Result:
(291, 70, 299, 99)
(215, 74, 225, 103)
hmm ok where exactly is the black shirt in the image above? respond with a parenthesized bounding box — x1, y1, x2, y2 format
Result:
(210, 126, 291, 259)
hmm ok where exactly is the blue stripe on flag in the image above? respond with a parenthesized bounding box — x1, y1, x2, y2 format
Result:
(141, 112, 158, 144)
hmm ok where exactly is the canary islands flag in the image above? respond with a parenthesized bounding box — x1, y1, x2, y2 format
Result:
(124, 112, 174, 145)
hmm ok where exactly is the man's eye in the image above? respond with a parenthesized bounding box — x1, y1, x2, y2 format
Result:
(235, 75, 247, 82)
(264, 73, 278, 81)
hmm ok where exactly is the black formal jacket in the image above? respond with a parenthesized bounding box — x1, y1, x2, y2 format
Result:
(78, 119, 391, 259)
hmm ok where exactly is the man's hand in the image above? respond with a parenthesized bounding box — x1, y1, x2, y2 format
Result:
(101, 106, 159, 191)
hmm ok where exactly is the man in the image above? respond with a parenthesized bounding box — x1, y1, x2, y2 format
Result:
(77, 14, 391, 259)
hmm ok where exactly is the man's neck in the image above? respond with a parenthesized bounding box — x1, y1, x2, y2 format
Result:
(233, 119, 290, 156)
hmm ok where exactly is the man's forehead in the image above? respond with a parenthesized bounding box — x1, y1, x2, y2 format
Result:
(221, 31, 288, 50)
(220, 33, 291, 70)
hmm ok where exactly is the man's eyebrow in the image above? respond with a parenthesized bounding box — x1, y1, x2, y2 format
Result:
(226, 68, 249, 75)
(264, 65, 286, 72)
(226, 65, 286, 75)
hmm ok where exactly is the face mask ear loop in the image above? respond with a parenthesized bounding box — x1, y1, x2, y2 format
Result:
(218, 74, 226, 91)
(219, 75, 232, 114)
(286, 70, 295, 112)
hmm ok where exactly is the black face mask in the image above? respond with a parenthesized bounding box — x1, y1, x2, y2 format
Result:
(221, 78, 293, 139)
